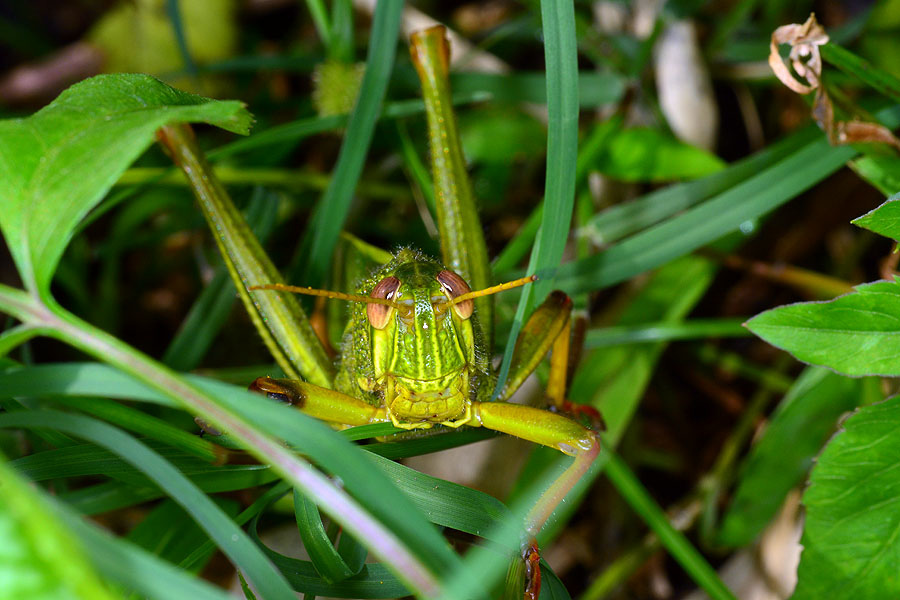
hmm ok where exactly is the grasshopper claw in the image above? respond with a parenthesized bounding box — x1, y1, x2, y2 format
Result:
(523, 538, 542, 600)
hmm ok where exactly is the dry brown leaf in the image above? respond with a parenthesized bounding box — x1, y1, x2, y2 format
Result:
(770, 13, 900, 150)
(769, 14, 828, 94)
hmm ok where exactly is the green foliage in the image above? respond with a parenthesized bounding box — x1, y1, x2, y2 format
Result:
(585, 121, 726, 182)
(0, 453, 119, 600)
(6, 4, 900, 600)
(793, 396, 900, 599)
(746, 280, 900, 376)
(853, 191, 900, 239)
(0, 73, 250, 295)
(717, 368, 873, 547)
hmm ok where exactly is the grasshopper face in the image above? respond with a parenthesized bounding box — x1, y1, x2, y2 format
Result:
(336, 251, 487, 430)
(367, 259, 478, 429)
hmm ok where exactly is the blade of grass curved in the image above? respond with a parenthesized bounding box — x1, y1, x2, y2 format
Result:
(0, 410, 297, 600)
(0, 364, 510, 549)
(294, 489, 360, 582)
(494, 0, 579, 398)
(257, 528, 409, 598)
(297, 0, 403, 288)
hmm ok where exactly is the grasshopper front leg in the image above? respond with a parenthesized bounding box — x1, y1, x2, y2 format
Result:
(250, 377, 390, 427)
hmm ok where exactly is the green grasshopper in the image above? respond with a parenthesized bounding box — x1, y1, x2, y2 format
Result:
(249, 251, 600, 600)
(160, 24, 601, 600)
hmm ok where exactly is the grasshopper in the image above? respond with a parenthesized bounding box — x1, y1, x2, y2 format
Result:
(161, 24, 601, 600)
(249, 250, 600, 600)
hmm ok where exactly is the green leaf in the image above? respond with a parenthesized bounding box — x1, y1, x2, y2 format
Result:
(538, 561, 572, 600)
(746, 280, 900, 376)
(578, 125, 819, 247)
(294, 489, 359, 582)
(793, 396, 900, 599)
(0, 451, 120, 600)
(850, 155, 900, 198)
(589, 126, 725, 182)
(0, 73, 251, 295)
(716, 368, 870, 548)
(852, 190, 900, 241)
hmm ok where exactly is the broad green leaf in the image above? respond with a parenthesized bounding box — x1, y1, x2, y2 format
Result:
(746, 280, 900, 376)
(0, 73, 251, 295)
(793, 396, 900, 599)
(589, 126, 725, 182)
(852, 190, 900, 240)
(0, 451, 119, 600)
(716, 368, 871, 548)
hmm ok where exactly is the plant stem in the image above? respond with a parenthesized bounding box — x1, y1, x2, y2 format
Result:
(117, 167, 410, 200)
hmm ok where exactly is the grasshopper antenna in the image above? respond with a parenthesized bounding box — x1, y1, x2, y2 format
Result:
(449, 275, 537, 306)
(248, 283, 402, 309)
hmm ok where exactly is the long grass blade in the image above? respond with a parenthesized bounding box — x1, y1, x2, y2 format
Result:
(296, 0, 403, 288)
(494, 0, 579, 397)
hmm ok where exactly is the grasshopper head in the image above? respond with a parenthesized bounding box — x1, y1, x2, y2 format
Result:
(367, 260, 476, 385)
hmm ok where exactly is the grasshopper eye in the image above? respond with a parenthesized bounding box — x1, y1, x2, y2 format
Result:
(436, 270, 473, 319)
(367, 276, 400, 329)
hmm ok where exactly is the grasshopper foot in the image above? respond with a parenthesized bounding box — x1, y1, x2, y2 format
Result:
(551, 400, 606, 431)
(523, 538, 542, 600)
